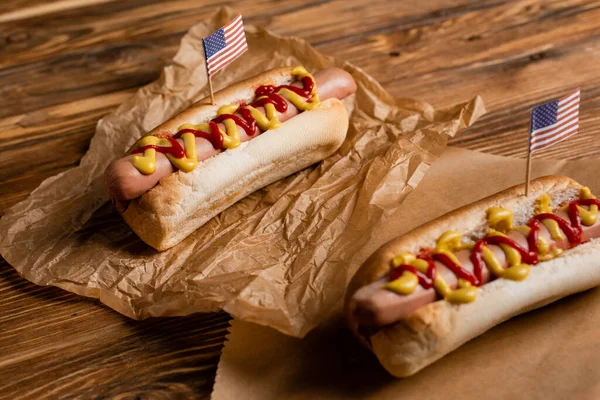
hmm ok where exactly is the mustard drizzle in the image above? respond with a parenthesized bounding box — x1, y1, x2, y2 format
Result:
(131, 66, 319, 175)
(385, 187, 598, 304)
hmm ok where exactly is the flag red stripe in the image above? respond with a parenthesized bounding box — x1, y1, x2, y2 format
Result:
(209, 49, 247, 73)
(225, 19, 243, 33)
(224, 14, 242, 29)
(559, 89, 580, 103)
(531, 110, 579, 136)
(531, 116, 579, 144)
(209, 43, 248, 70)
(556, 110, 579, 124)
(209, 48, 247, 74)
(556, 105, 579, 120)
(531, 123, 579, 148)
(558, 102, 579, 113)
(531, 127, 578, 152)
(548, 111, 578, 128)
(208, 44, 248, 74)
(224, 29, 245, 46)
(206, 27, 245, 64)
(207, 39, 247, 69)
(207, 32, 246, 65)
(557, 98, 580, 112)
(224, 24, 244, 39)
(529, 88, 580, 152)
(205, 14, 247, 76)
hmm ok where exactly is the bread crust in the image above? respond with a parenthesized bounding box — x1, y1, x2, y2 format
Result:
(140, 67, 296, 139)
(115, 68, 349, 250)
(120, 97, 348, 250)
(345, 176, 600, 377)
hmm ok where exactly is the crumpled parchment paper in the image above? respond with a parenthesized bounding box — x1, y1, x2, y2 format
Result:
(0, 8, 485, 337)
(211, 147, 600, 400)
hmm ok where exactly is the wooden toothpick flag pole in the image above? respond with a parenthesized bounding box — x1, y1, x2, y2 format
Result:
(525, 134, 533, 196)
(206, 67, 216, 105)
(525, 88, 581, 196)
(202, 14, 248, 106)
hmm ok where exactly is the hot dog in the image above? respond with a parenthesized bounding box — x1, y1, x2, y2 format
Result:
(104, 66, 356, 250)
(345, 176, 600, 377)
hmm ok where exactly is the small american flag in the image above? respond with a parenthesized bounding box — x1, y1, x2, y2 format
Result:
(202, 14, 247, 76)
(529, 89, 580, 153)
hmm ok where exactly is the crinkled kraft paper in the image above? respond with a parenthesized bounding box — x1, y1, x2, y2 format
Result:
(211, 147, 600, 400)
(0, 8, 485, 337)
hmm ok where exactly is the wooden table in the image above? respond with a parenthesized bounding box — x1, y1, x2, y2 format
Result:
(2, 0, 599, 398)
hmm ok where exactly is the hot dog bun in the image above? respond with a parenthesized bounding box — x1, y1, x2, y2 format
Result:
(116, 68, 349, 250)
(345, 176, 600, 377)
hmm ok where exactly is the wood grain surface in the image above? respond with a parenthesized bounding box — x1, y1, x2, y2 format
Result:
(2, 0, 600, 398)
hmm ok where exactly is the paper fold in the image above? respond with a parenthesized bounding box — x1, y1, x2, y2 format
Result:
(0, 9, 484, 337)
(211, 147, 600, 400)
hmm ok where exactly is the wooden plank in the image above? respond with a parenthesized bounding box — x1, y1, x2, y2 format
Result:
(3, 0, 600, 398)
(0, 0, 119, 23)
(0, 0, 485, 118)
(0, 90, 133, 215)
(325, 0, 600, 159)
(0, 0, 488, 211)
(3, 0, 600, 212)
(0, 258, 230, 399)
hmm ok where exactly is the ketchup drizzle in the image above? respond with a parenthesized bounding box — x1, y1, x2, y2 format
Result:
(212, 112, 257, 137)
(526, 219, 542, 255)
(469, 241, 487, 286)
(133, 76, 315, 158)
(469, 234, 538, 287)
(533, 213, 582, 247)
(433, 252, 479, 286)
(577, 198, 600, 208)
(250, 93, 288, 113)
(390, 197, 600, 293)
(131, 137, 185, 159)
(174, 121, 224, 150)
(483, 235, 538, 264)
(391, 257, 436, 290)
